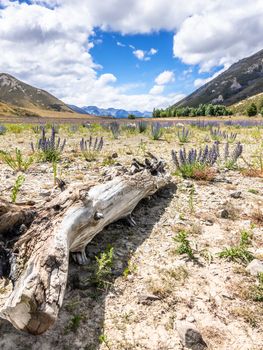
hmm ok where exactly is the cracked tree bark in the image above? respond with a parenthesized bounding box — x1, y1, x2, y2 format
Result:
(0, 156, 170, 335)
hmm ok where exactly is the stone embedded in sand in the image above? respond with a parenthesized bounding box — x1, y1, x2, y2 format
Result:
(220, 209, 229, 219)
(176, 321, 207, 350)
(230, 191, 242, 199)
(246, 259, 263, 276)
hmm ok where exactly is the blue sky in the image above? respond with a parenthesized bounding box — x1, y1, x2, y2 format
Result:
(0, 1, 263, 111)
(91, 30, 203, 96)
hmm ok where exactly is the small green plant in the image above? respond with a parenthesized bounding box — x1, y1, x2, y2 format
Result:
(123, 260, 137, 278)
(179, 213, 185, 220)
(11, 174, 25, 203)
(248, 189, 259, 195)
(138, 140, 147, 155)
(138, 121, 147, 133)
(99, 333, 110, 349)
(65, 314, 83, 333)
(200, 249, 213, 264)
(251, 273, 263, 302)
(177, 127, 191, 143)
(94, 245, 114, 288)
(151, 123, 163, 140)
(247, 103, 257, 117)
(173, 230, 194, 259)
(219, 246, 253, 264)
(219, 230, 254, 264)
(65, 300, 80, 313)
(240, 229, 253, 246)
(0, 148, 34, 172)
(101, 155, 116, 167)
(7, 124, 24, 134)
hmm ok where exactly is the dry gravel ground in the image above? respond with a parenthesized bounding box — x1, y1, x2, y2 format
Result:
(0, 123, 262, 350)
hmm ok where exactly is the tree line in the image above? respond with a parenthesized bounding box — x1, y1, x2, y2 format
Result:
(153, 104, 233, 118)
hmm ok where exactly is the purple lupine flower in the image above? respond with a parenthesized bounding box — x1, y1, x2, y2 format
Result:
(171, 150, 180, 169)
(32, 127, 66, 156)
(231, 142, 243, 162)
(80, 136, 104, 152)
(200, 145, 209, 163)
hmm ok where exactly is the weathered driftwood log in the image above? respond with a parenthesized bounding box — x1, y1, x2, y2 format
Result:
(0, 156, 170, 335)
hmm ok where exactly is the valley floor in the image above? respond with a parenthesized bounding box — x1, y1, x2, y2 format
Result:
(0, 122, 262, 350)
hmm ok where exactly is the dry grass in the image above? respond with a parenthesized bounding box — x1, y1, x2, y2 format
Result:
(201, 326, 226, 348)
(190, 223, 203, 236)
(147, 266, 188, 299)
(221, 201, 240, 220)
(251, 207, 263, 225)
(242, 168, 263, 178)
(191, 167, 217, 181)
(231, 306, 263, 328)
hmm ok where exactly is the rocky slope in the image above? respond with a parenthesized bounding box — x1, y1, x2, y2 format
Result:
(175, 49, 263, 107)
(0, 73, 73, 112)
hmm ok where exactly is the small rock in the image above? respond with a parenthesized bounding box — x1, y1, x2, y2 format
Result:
(246, 259, 263, 276)
(220, 209, 229, 219)
(176, 321, 207, 350)
(19, 224, 27, 235)
(39, 191, 51, 197)
(138, 294, 160, 305)
(204, 220, 213, 226)
(186, 316, 195, 323)
(230, 191, 242, 199)
(111, 152, 118, 158)
(184, 181, 194, 188)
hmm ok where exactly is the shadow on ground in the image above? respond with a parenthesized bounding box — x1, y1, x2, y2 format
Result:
(0, 183, 176, 350)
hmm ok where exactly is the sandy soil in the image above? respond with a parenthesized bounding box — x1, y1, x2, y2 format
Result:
(0, 122, 262, 350)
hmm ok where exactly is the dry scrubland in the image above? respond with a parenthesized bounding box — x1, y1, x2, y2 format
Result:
(0, 120, 262, 350)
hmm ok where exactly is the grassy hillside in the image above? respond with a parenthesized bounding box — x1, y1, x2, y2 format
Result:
(0, 101, 41, 118)
(231, 92, 263, 115)
(0, 73, 73, 113)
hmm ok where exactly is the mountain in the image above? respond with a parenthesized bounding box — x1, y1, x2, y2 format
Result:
(78, 105, 152, 118)
(0, 73, 73, 112)
(67, 104, 88, 114)
(175, 49, 263, 107)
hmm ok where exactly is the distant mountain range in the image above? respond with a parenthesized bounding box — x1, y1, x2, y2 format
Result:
(0, 73, 72, 112)
(68, 105, 152, 118)
(175, 49, 263, 107)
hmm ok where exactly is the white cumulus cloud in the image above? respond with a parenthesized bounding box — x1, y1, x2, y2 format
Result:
(155, 71, 175, 85)
(149, 85, 164, 95)
(173, 0, 263, 72)
(133, 49, 145, 60)
(149, 48, 158, 55)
